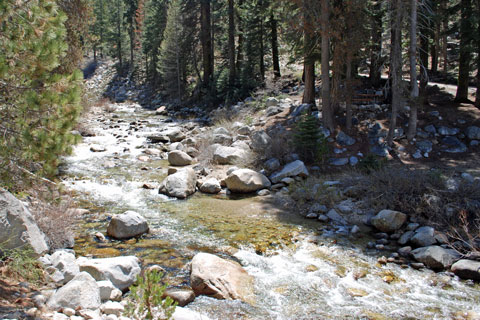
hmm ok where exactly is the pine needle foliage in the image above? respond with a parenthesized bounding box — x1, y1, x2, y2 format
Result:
(293, 112, 328, 164)
(0, 0, 82, 189)
(125, 269, 177, 320)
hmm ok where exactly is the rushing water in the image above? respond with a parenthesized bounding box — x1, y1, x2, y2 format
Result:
(61, 103, 480, 320)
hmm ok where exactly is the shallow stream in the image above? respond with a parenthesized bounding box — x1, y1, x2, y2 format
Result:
(61, 103, 480, 320)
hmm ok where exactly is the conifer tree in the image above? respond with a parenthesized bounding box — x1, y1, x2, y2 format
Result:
(0, 0, 82, 187)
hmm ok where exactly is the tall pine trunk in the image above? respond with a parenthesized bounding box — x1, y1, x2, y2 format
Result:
(236, 0, 244, 73)
(441, 1, 448, 72)
(475, 0, 480, 108)
(302, 0, 316, 106)
(387, 0, 404, 146)
(228, 0, 236, 87)
(201, 0, 213, 87)
(431, 2, 440, 73)
(116, 0, 122, 68)
(259, 0, 265, 82)
(321, 0, 333, 132)
(369, 1, 383, 88)
(346, 52, 353, 131)
(419, 4, 429, 102)
(407, 0, 419, 141)
(270, 12, 281, 78)
(455, 0, 473, 102)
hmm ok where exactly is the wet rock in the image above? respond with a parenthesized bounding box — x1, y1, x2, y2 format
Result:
(336, 131, 356, 146)
(106, 211, 149, 240)
(147, 135, 170, 144)
(257, 189, 271, 196)
(371, 210, 407, 233)
(168, 150, 193, 166)
(159, 168, 197, 199)
(225, 169, 271, 193)
(0, 188, 49, 255)
(90, 145, 106, 152)
(451, 259, 480, 281)
(47, 272, 101, 310)
(410, 226, 436, 247)
(78, 256, 141, 291)
(213, 146, 248, 165)
(49, 250, 79, 284)
(270, 160, 309, 183)
(411, 246, 460, 270)
(199, 178, 222, 194)
(163, 288, 196, 307)
(190, 253, 254, 303)
(466, 126, 480, 140)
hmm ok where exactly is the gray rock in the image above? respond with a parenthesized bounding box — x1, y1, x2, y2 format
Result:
(349, 156, 359, 166)
(190, 253, 254, 303)
(398, 246, 412, 257)
(168, 150, 193, 166)
(398, 231, 414, 246)
(213, 146, 248, 165)
(451, 259, 480, 281)
(442, 136, 467, 153)
(265, 97, 279, 107)
(412, 149, 423, 159)
(336, 131, 356, 146)
(466, 126, 480, 140)
(50, 250, 79, 284)
(213, 127, 230, 135)
(371, 210, 407, 233)
(424, 125, 437, 135)
(266, 106, 282, 117)
(311, 203, 328, 213)
(159, 168, 197, 199)
(100, 301, 124, 316)
(329, 158, 349, 166)
(212, 134, 233, 145)
(163, 288, 195, 307)
(172, 307, 211, 320)
(97, 280, 116, 301)
(200, 178, 222, 194)
(47, 272, 101, 310)
(416, 140, 433, 154)
(270, 160, 309, 183)
(461, 172, 474, 183)
(237, 126, 252, 136)
(326, 209, 347, 225)
(78, 256, 141, 291)
(90, 145, 106, 152)
(264, 158, 281, 172)
(0, 189, 49, 255)
(225, 169, 271, 193)
(161, 127, 185, 142)
(306, 213, 318, 219)
(438, 126, 459, 136)
(411, 246, 459, 270)
(106, 211, 149, 240)
(410, 226, 436, 247)
(370, 144, 389, 157)
(251, 131, 272, 152)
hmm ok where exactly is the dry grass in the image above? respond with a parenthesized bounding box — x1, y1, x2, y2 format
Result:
(289, 176, 345, 208)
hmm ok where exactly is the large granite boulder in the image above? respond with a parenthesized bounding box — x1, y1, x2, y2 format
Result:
(47, 272, 101, 310)
(370, 210, 407, 233)
(213, 146, 248, 165)
(190, 253, 254, 303)
(159, 168, 197, 199)
(411, 246, 460, 270)
(78, 256, 141, 291)
(49, 250, 79, 284)
(0, 188, 48, 255)
(106, 211, 149, 239)
(251, 131, 272, 152)
(410, 226, 436, 247)
(168, 150, 193, 166)
(269, 160, 309, 183)
(451, 259, 480, 281)
(225, 169, 271, 193)
(199, 178, 222, 194)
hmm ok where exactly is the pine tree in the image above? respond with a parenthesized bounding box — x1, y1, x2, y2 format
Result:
(0, 0, 83, 188)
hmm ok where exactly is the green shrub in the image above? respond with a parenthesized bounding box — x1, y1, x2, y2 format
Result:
(0, 245, 45, 285)
(293, 113, 329, 164)
(125, 269, 177, 320)
(358, 154, 387, 173)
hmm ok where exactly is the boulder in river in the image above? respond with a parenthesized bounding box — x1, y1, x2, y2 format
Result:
(225, 169, 271, 193)
(106, 211, 149, 239)
(451, 259, 480, 281)
(199, 178, 222, 194)
(49, 250, 80, 284)
(213, 146, 248, 165)
(0, 188, 49, 255)
(168, 150, 193, 166)
(159, 168, 197, 199)
(190, 253, 254, 303)
(410, 226, 436, 247)
(411, 245, 460, 270)
(78, 256, 141, 291)
(370, 210, 407, 233)
(47, 272, 101, 311)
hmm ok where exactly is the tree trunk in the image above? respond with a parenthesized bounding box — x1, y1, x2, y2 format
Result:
(419, 5, 429, 102)
(455, 0, 473, 102)
(407, 0, 419, 141)
(346, 52, 353, 132)
(369, 1, 383, 87)
(270, 12, 281, 78)
(259, 1, 265, 82)
(387, 0, 404, 147)
(228, 0, 236, 87)
(321, 0, 333, 132)
(431, 2, 440, 73)
(302, 0, 315, 106)
(475, 0, 480, 108)
(116, 0, 122, 68)
(441, 0, 448, 72)
(303, 63, 316, 105)
(236, 0, 244, 73)
(201, 0, 213, 87)
(99, 0, 104, 57)
(129, 29, 134, 70)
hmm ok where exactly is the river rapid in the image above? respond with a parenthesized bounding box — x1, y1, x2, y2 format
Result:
(60, 102, 480, 320)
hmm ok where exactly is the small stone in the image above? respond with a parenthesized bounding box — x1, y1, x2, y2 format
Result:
(411, 262, 425, 270)
(306, 212, 318, 219)
(63, 308, 75, 316)
(351, 225, 360, 234)
(377, 256, 388, 265)
(101, 301, 124, 316)
(317, 214, 329, 222)
(346, 288, 368, 297)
